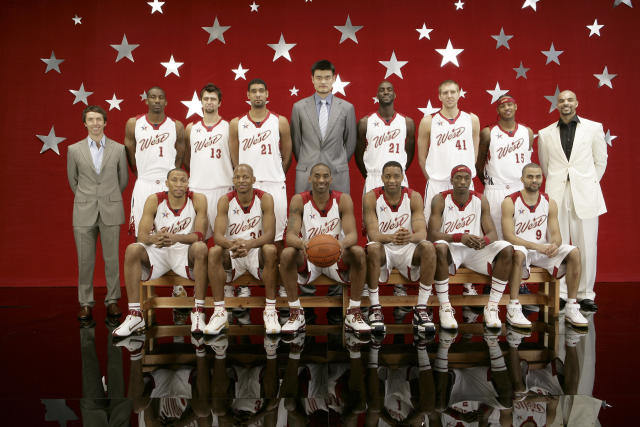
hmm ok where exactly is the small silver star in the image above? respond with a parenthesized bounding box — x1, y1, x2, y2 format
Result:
(418, 100, 440, 116)
(140, 91, 148, 101)
(416, 23, 434, 40)
(513, 61, 530, 79)
(491, 27, 514, 49)
(459, 88, 467, 98)
(586, 19, 604, 37)
(435, 39, 463, 67)
(543, 85, 561, 113)
(267, 33, 296, 62)
(110, 34, 139, 63)
(72, 15, 82, 25)
(522, 0, 539, 11)
(486, 82, 509, 104)
(541, 42, 563, 65)
(106, 93, 124, 111)
(147, 0, 165, 14)
(202, 17, 231, 44)
(36, 126, 66, 155)
(593, 66, 617, 88)
(379, 51, 408, 79)
(372, 96, 379, 104)
(250, 2, 260, 12)
(614, 0, 633, 7)
(455, 1, 464, 10)
(334, 15, 363, 44)
(605, 129, 617, 147)
(181, 91, 204, 119)
(69, 82, 93, 105)
(289, 86, 299, 96)
(41, 51, 64, 73)
(332, 74, 350, 96)
(161, 55, 183, 77)
(232, 63, 249, 80)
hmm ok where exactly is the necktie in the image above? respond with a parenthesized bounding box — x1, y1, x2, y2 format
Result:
(319, 99, 328, 139)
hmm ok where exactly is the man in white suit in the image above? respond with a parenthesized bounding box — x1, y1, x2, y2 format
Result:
(538, 90, 607, 311)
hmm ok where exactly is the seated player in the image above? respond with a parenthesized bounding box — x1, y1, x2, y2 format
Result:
(501, 163, 588, 328)
(196, 164, 280, 336)
(279, 163, 371, 336)
(113, 168, 208, 338)
(428, 165, 513, 330)
(363, 161, 436, 334)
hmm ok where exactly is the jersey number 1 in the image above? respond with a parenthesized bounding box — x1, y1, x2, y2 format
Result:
(158, 146, 163, 157)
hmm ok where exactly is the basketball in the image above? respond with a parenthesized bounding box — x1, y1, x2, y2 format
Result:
(307, 234, 341, 267)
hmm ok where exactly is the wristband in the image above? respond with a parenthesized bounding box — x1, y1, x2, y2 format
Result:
(452, 233, 463, 243)
(194, 231, 204, 242)
(483, 236, 490, 246)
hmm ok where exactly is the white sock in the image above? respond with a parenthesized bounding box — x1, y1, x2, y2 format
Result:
(418, 346, 431, 371)
(567, 298, 577, 305)
(195, 299, 205, 309)
(511, 299, 519, 305)
(417, 283, 432, 306)
(434, 343, 450, 373)
(489, 277, 508, 305)
(348, 299, 361, 309)
(214, 301, 225, 312)
(369, 287, 380, 306)
(128, 303, 141, 312)
(289, 299, 301, 308)
(434, 279, 449, 305)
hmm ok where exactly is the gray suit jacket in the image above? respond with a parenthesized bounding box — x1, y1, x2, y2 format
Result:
(67, 137, 128, 226)
(290, 95, 357, 193)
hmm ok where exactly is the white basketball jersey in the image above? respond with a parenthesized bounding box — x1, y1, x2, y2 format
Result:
(225, 189, 265, 241)
(380, 366, 414, 422)
(510, 192, 550, 243)
(300, 191, 343, 240)
(135, 115, 177, 181)
(440, 190, 483, 236)
(238, 111, 285, 182)
(373, 187, 413, 243)
(364, 112, 407, 173)
(189, 119, 233, 189)
(426, 111, 475, 181)
(153, 192, 196, 239)
(484, 123, 531, 186)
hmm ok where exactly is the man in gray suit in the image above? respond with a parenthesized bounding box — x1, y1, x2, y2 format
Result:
(291, 59, 357, 194)
(67, 105, 128, 322)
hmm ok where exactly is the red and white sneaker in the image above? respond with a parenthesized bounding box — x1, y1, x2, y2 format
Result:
(345, 307, 372, 337)
(190, 307, 206, 334)
(204, 308, 228, 335)
(112, 310, 145, 338)
(263, 309, 281, 335)
(281, 307, 306, 335)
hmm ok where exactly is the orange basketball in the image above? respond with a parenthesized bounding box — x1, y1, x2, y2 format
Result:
(307, 234, 341, 267)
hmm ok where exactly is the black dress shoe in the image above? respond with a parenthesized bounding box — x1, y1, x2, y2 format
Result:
(77, 306, 92, 321)
(579, 299, 598, 312)
(559, 298, 566, 310)
(107, 303, 122, 318)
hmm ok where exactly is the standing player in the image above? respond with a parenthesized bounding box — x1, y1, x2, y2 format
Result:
(112, 169, 208, 338)
(363, 161, 436, 334)
(428, 165, 513, 330)
(200, 164, 280, 335)
(501, 163, 588, 328)
(279, 163, 371, 336)
(355, 81, 416, 193)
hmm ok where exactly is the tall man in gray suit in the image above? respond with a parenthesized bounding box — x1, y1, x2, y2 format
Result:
(67, 105, 129, 322)
(291, 59, 357, 194)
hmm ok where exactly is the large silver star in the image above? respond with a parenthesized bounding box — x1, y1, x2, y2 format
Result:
(140, 91, 148, 101)
(202, 17, 230, 44)
(147, 0, 165, 14)
(289, 86, 299, 96)
(593, 66, 617, 88)
(232, 63, 249, 80)
(267, 33, 296, 62)
(418, 100, 440, 116)
(111, 35, 139, 63)
(72, 15, 82, 25)
(334, 15, 363, 44)
(181, 91, 204, 119)
(541, 43, 563, 65)
(161, 55, 183, 77)
(459, 88, 467, 98)
(41, 51, 64, 73)
(586, 19, 604, 37)
(36, 126, 66, 155)
(455, 1, 464, 10)
(522, 0, 539, 10)
(69, 82, 93, 105)
(605, 129, 617, 147)
(486, 82, 509, 104)
(513, 61, 530, 79)
(250, 2, 259, 12)
(435, 39, 463, 67)
(543, 85, 561, 113)
(379, 51, 408, 79)
(106, 93, 124, 111)
(491, 27, 514, 49)
(614, 0, 633, 7)
(416, 23, 434, 40)
(332, 74, 350, 96)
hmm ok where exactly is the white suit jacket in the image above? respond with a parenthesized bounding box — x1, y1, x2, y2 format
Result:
(538, 116, 607, 219)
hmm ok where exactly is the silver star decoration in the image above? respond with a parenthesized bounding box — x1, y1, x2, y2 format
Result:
(334, 15, 363, 44)
(593, 66, 617, 88)
(459, 88, 467, 97)
(147, 0, 165, 14)
(435, 39, 463, 67)
(232, 63, 249, 80)
(379, 51, 408, 79)
(202, 17, 231, 44)
(587, 19, 604, 37)
(140, 91, 147, 101)
(72, 15, 82, 25)
(543, 85, 561, 113)
(106, 93, 123, 111)
(418, 100, 440, 116)
(69, 82, 93, 105)
(110, 34, 139, 63)
(372, 96, 379, 104)
(513, 61, 530, 79)
(181, 91, 204, 119)
(267, 33, 296, 62)
(289, 86, 299, 96)
(541, 43, 563, 65)
(614, 0, 633, 7)
(332, 74, 350, 96)
(41, 51, 64, 73)
(161, 55, 183, 77)
(250, 2, 260, 12)
(455, 1, 464, 10)
(605, 129, 617, 147)
(491, 27, 513, 49)
(36, 126, 66, 155)
(416, 23, 434, 40)
(486, 82, 509, 103)
(522, 0, 539, 11)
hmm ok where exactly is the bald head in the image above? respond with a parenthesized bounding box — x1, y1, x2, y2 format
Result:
(234, 163, 254, 176)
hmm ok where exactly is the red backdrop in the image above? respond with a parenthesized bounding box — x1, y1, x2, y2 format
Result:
(1, 0, 637, 286)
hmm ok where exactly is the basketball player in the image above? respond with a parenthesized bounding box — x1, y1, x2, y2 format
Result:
(363, 161, 436, 334)
(112, 169, 208, 338)
(279, 163, 371, 336)
(428, 165, 513, 330)
(501, 163, 588, 328)
(200, 164, 280, 336)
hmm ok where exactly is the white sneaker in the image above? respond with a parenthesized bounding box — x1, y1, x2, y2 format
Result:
(507, 328, 531, 348)
(237, 286, 251, 297)
(263, 309, 282, 335)
(462, 284, 478, 296)
(112, 310, 145, 338)
(190, 308, 206, 334)
(264, 335, 280, 357)
(281, 307, 306, 335)
(439, 303, 458, 330)
(345, 307, 372, 336)
(412, 305, 435, 335)
(506, 302, 532, 329)
(483, 304, 502, 329)
(368, 305, 386, 334)
(345, 331, 370, 352)
(114, 334, 145, 352)
(205, 333, 228, 357)
(204, 308, 228, 335)
(172, 285, 187, 298)
(224, 285, 234, 298)
(565, 302, 588, 328)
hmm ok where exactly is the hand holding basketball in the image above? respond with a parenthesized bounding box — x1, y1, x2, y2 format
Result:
(306, 234, 342, 267)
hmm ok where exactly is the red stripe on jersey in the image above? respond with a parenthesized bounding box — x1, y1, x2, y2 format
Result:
(375, 111, 398, 125)
(200, 117, 224, 132)
(156, 191, 194, 216)
(382, 186, 409, 212)
(497, 122, 519, 137)
(145, 114, 169, 130)
(245, 110, 273, 128)
(438, 110, 462, 124)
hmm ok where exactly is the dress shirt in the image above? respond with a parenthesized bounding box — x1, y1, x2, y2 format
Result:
(88, 135, 105, 173)
(557, 115, 580, 161)
(314, 93, 333, 117)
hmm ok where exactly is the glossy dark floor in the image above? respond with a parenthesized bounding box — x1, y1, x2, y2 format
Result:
(0, 283, 636, 426)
